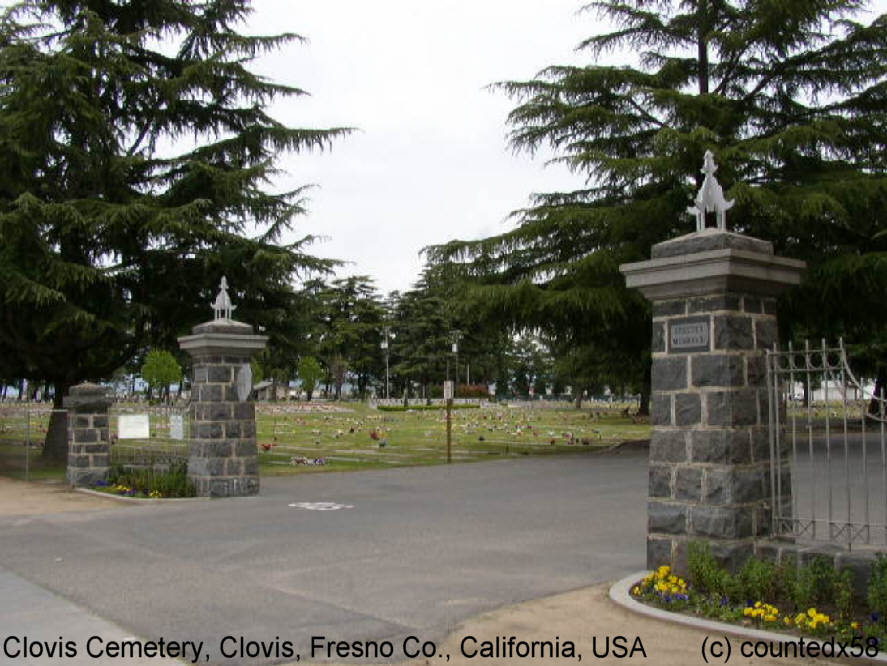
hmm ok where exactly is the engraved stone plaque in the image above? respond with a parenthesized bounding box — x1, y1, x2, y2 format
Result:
(669, 317, 710, 352)
(236, 363, 252, 402)
(118, 414, 150, 439)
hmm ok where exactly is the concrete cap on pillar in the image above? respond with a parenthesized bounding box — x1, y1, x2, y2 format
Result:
(620, 229, 806, 300)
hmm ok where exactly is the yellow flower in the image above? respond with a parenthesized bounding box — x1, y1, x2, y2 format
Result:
(632, 586, 640, 595)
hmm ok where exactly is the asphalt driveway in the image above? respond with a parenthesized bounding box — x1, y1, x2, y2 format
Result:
(0, 451, 647, 664)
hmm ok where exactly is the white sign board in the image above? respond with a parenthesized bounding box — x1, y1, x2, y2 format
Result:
(118, 414, 150, 440)
(443, 381, 454, 400)
(169, 414, 184, 440)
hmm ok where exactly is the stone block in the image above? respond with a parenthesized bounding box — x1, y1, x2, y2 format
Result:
(675, 393, 701, 426)
(690, 429, 751, 464)
(653, 300, 686, 317)
(652, 322, 665, 352)
(190, 441, 232, 458)
(709, 540, 754, 573)
(689, 295, 740, 313)
(647, 536, 672, 570)
(68, 455, 91, 468)
(224, 385, 238, 401)
(193, 367, 208, 383)
(675, 467, 702, 501)
(242, 421, 256, 438)
(703, 468, 729, 505)
(651, 394, 672, 426)
(91, 454, 110, 467)
(225, 421, 242, 438)
(755, 318, 778, 350)
(74, 429, 97, 443)
(75, 415, 90, 428)
(762, 298, 778, 315)
(206, 403, 233, 421)
(746, 355, 766, 386)
(226, 459, 243, 475)
(692, 354, 743, 388)
(690, 506, 752, 539)
(650, 430, 687, 463)
(652, 356, 688, 391)
(743, 296, 762, 313)
(649, 465, 672, 497)
(82, 444, 107, 454)
(199, 384, 223, 402)
(92, 415, 108, 428)
(207, 365, 232, 382)
(648, 501, 687, 535)
(233, 402, 255, 420)
(732, 467, 767, 503)
(196, 423, 223, 440)
(714, 315, 753, 350)
(209, 478, 233, 498)
(234, 440, 258, 457)
(706, 389, 758, 426)
(243, 458, 259, 476)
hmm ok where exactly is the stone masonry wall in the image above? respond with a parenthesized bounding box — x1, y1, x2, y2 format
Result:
(648, 293, 790, 572)
(188, 353, 258, 497)
(65, 383, 111, 487)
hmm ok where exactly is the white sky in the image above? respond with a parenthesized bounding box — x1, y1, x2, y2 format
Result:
(245, 0, 593, 295)
(243, 0, 887, 296)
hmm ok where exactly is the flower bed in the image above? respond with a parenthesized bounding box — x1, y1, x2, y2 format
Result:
(630, 543, 887, 651)
(92, 461, 196, 498)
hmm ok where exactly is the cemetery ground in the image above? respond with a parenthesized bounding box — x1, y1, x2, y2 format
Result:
(0, 401, 650, 482)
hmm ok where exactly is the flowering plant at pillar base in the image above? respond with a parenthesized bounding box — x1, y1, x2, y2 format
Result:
(630, 547, 887, 649)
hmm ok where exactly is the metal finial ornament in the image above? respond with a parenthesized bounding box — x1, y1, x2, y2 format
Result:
(688, 150, 735, 232)
(211, 276, 237, 320)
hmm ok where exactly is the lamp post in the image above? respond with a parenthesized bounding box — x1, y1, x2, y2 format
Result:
(380, 327, 390, 399)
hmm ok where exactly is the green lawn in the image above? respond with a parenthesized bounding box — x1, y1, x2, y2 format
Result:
(256, 402, 650, 475)
(0, 401, 651, 481)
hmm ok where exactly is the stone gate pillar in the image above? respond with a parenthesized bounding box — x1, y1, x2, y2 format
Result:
(178, 278, 267, 497)
(620, 153, 805, 571)
(65, 382, 111, 487)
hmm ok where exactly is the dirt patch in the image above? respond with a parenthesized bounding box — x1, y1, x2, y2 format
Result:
(0, 477, 126, 516)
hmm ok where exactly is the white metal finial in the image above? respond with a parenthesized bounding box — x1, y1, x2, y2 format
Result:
(211, 276, 237, 320)
(687, 150, 735, 232)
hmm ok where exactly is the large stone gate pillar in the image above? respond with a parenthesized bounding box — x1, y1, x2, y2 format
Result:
(65, 382, 111, 487)
(178, 278, 267, 497)
(620, 153, 805, 571)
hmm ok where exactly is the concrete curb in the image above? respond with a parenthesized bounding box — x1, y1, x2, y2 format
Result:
(74, 487, 213, 503)
(609, 572, 887, 663)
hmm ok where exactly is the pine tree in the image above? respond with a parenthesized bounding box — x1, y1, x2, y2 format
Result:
(0, 1, 349, 458)
(428, 0, 887, 407)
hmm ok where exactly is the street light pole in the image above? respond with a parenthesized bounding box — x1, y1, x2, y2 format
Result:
(381, 327, 390, 399)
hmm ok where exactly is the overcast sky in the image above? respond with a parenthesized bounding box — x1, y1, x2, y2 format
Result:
(243, 0, 593, 296)
(243, 0, 887, 297)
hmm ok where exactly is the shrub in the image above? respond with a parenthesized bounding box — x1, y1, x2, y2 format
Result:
(736, 557, 778, 602)
(868, 555, 887, 623)
(688, 541, 735, 598)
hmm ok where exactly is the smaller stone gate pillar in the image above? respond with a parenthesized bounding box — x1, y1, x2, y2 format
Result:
(65, 382, 111, 487)
(620, 152, 806, 572)
(178, 278, 267, 497)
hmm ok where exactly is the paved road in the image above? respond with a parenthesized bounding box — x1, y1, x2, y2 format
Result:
(0, 452, 647, 665)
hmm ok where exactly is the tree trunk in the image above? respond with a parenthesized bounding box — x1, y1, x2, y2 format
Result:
(638, 360, 652, 416)
(42, 382, 69, 462)
(574, 392, 583, 410)
(869, 366, 886, 417)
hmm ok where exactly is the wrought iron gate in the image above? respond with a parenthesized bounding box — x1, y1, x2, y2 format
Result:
(767, 340, 887, 547)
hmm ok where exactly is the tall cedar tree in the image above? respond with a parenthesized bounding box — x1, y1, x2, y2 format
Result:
(427, 0, 887, 409)
(0, 1, 348, 458)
